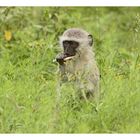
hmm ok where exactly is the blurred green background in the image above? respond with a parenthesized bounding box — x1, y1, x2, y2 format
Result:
(0, 7, 140, 133)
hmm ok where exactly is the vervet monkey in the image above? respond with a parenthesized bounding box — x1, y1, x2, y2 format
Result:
(56, 28, 100, 99)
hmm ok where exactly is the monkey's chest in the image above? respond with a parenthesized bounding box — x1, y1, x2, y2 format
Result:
(64, 60, 86, 74)
(63, 62, 89, 83)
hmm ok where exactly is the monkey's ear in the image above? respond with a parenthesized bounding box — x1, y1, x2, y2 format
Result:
(88, 34, 93, 46)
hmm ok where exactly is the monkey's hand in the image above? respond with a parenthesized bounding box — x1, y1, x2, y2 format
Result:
(56, 53, 66, 65)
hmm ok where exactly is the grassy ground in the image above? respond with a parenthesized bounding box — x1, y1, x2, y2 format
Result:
(0, 7, 140, 133)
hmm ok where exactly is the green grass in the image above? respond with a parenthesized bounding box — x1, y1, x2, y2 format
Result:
(0, 7, 140, 133)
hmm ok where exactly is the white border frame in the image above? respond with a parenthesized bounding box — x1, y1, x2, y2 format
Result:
(0, 0, 140, 6)
(0, 134, 140, 140)
(0, 1, 140, 139)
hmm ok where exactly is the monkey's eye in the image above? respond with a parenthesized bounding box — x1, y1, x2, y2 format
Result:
(71, 41, 79, 48)
(63, 41, 70, 47)
(63, 41, 79, 48)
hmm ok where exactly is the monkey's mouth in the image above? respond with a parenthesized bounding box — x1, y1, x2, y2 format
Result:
(64, 56, 75, 61)
(56, 54, 75, 65)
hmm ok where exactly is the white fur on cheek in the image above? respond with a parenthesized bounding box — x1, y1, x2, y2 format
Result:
(59, 36, 64, 48)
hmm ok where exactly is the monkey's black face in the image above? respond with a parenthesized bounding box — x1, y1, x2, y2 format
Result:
(56, 40, 79, 65)
(63, 40, 79, 57)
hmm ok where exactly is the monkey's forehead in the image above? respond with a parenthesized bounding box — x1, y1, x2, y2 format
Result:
(63, 28, 89, 39)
